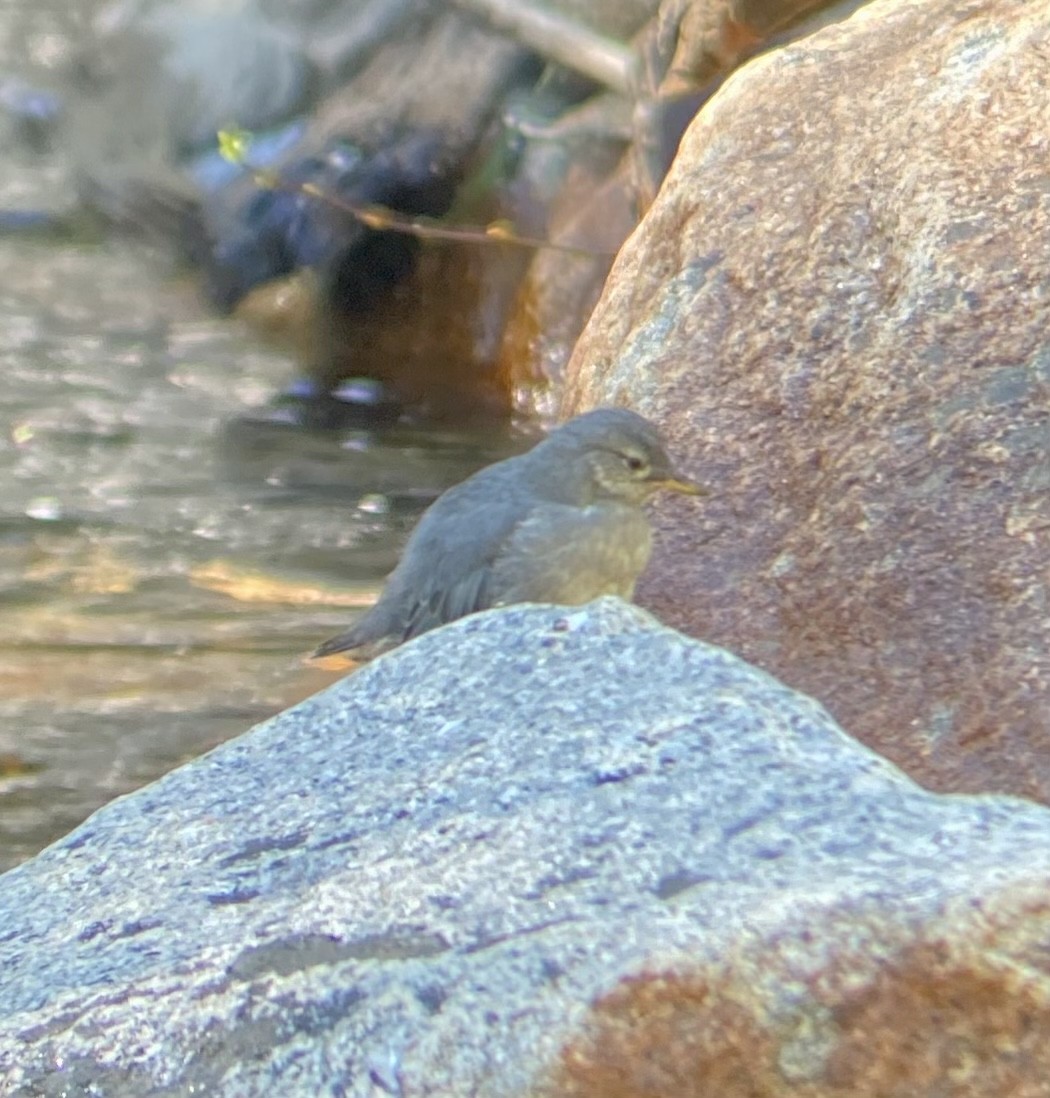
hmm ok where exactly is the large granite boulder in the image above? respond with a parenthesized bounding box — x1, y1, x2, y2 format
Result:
(3, 599, 1050, 1095)
(563, 0, 1050, 800)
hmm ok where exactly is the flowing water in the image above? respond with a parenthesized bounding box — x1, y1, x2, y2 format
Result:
(0, 0, 545, 872)
(0, 229, 529, 873)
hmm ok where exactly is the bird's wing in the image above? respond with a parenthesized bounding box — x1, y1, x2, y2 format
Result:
(400, 554, 493, 639)
(314, 462, 538, 657)
(392, 464, 538, 640)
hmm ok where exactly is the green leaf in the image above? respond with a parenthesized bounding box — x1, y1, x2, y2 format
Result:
(217, 127, 253, 165)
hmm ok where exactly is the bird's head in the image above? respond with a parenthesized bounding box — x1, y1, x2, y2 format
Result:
(539, 408, 706, 506)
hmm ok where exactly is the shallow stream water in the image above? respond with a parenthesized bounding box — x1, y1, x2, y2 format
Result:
(0, 0, 548, 872)
(0, 230, 527, 872)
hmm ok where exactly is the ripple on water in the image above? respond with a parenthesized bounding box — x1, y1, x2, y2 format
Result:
(0, 237, 527, 871)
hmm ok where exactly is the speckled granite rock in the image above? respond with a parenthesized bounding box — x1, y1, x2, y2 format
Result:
(497, 0, 876, 407)
(3, 600, 1050, 1096)
(563, 0, 1050, 801)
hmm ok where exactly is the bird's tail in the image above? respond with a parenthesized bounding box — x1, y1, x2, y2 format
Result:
(311, 602, 401, 662)
(311, 628, 365, 660)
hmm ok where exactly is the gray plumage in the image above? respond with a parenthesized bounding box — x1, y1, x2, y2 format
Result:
(314, 407, 703, 660)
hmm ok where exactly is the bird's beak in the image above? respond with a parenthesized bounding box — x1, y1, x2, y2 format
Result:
(651, 472, 708, 496)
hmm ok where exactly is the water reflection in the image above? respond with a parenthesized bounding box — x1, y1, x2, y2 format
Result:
(0, 237, 529, 871)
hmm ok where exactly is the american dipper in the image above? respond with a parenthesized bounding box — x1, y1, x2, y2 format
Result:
(313, 407, 703, 660)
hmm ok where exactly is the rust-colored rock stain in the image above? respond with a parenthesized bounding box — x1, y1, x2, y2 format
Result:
(552, 891, 1050, 1097)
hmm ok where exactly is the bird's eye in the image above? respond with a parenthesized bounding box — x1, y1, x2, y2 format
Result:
(624, 454, 647, 472)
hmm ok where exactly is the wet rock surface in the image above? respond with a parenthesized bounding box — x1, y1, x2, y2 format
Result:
(564, 0, 1050, 800)
(45, 1, 875, 418)
(3, 600, 1050, 1096)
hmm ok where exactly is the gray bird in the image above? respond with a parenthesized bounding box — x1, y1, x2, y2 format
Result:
(313, 407, 703, 660)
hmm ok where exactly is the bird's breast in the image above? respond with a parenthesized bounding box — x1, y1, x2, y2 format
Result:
(492, 502, 654, 606)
